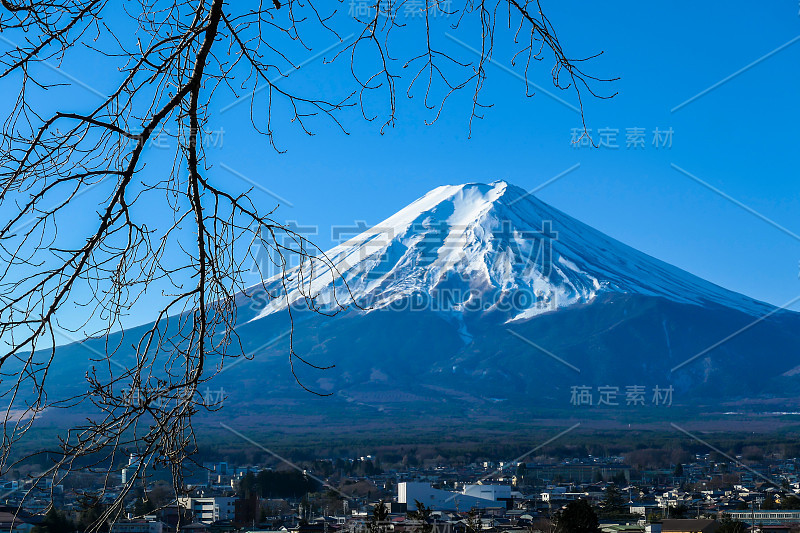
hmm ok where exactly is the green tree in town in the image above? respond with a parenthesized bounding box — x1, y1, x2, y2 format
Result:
(255, 470, 320, 498)
(132, 488, 158, 518)
(763, 495, 777, 510)
(670, 504, 689, 519)
(612, 472, 627, 486)
(600, 484, 626, 517)
(782, 494, 800, 509)
(554, 500, 600, 533)
(76, 495, 109, 533)
(408, 501, 433, 533)
(369, 500, 390, 533)
(33, 508, 76, 533)
(239, 471, 258, 499)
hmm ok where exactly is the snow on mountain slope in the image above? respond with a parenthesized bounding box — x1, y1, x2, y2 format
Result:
(249, 181, 774, 322)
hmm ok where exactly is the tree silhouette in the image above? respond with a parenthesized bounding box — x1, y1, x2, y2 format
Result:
(408, 501, 433, 533)
(600, 484, 626, 516)
(763, 495, 777, 510)
(33, 507, 76, 533)
(369, 500, 390, 533)
(554, 499, 600, 533)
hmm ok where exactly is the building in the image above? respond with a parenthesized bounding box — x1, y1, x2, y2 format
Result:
(524, 462, 631, 484)
(461, 485, 512, 502)
(629, 502, 660, 517)
(122, 454, 142, 485)
(398, 482, 511, 512)
(726, 509, 800, 526)
(178, 497, 236, 524)
(203, 462, 229, 476)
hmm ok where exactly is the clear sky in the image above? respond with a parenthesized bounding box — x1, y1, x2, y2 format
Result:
(5, 0, 800, 339)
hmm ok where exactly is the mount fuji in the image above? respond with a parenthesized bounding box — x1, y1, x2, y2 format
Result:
(46, 181, 800, 429)
(248, 180, 773, 324)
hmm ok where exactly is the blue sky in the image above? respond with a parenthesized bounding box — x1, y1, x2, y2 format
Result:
(4, 0, 800, 339)
(210, 2, 800, 309)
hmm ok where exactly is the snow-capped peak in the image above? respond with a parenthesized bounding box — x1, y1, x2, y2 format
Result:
(249, 181, 773, 322)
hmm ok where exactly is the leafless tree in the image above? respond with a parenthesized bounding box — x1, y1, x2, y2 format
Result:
(0, 0, 615, 528)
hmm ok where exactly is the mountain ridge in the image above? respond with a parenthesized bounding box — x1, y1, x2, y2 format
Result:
(248, 180, 778, 326)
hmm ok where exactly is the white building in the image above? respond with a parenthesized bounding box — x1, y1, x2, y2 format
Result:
(727, 509, 800, 526)
(461, 485, 511, 501)
(177, 497, 236, 523)
(122, 454, 141, 485)
(398, 482, 511, 511)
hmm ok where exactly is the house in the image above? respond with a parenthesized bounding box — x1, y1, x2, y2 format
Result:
(177, 497, 236, 524)
(629, 501, 660, 517)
